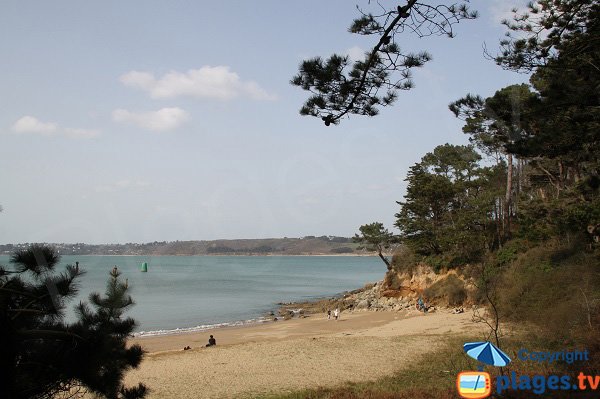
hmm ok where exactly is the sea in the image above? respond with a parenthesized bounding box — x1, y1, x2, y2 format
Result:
(0, 255, 383, 336)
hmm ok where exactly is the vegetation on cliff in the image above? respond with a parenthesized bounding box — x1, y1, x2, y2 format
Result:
(343, 0, 599, 397)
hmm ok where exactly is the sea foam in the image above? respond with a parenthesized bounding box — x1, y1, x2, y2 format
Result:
(133, 317, 272, 337)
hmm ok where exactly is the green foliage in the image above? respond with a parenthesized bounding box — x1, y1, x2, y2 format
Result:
(518, 188, 600, 243)
(390, 246, 418, 273)
(495, 244, 600, 345)
(497, 0, 599, 73)
(423, 255, 447, 273)
(449, 84, 537, 157)
(395, 144, 503, 264)
(70, 267, 147, 399)
(291, 2, 476, 125)
(423, 275, 467, 306)
(453, 0, 600, 244)
(0, 245, 146, 399)
(353, 222, 396, 251)
(495, 239, 531, 265)
(291, 52, 410, 123)
(354, 222, 398, 270)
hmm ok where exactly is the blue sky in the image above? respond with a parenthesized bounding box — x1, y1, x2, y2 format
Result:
(0, 0, 530, 244)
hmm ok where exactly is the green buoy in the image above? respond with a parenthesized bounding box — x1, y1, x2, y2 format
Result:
(140, 262, 148, 272)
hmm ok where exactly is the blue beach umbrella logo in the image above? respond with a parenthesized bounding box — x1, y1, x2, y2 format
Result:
(457, 341, 510, 398)
(463, 341, 511, 367)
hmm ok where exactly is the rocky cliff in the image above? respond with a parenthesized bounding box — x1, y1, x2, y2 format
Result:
(278, 263, 473, 317)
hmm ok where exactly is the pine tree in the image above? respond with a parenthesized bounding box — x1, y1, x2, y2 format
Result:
(395, 144, 502, 265)
(353, 222, 398, 270)
(449, 84, 539, 240)
(291, 1, 477, 125)
(0, 245, 147, 399)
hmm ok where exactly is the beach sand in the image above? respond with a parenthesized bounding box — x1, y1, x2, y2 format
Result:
(126, 310, 481, 398)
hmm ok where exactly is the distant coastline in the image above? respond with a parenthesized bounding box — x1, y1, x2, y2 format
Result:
(0, 236, 375, 257)
(72, 253, 376, 257)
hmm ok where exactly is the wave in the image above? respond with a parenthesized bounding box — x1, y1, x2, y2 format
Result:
(133, 316, 272, 338)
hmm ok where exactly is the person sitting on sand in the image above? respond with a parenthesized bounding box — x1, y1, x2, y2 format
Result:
(205, 335, 216, 347)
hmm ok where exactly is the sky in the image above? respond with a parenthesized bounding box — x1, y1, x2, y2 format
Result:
(0, 0, 531, 244)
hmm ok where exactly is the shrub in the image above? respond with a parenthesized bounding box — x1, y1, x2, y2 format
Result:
(496, 239, 531, 265)
(495, 245, 600, 345)
(423, 255, 447, 273)
(391, 246, 418, 273)
(424, 274, 467, 306)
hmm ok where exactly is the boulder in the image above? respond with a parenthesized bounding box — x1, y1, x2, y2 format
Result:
(355, 299, 370, 310)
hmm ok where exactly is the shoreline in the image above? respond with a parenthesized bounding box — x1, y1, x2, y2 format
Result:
(126, 309, 482, 398)
(132, 287, 360, 338)
(130, 310, 405, 353)
(133, 316, 275, 338)
(60, 253, 379, 257)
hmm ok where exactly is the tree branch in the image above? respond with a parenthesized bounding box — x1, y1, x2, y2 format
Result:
(332, 0, 418, 123)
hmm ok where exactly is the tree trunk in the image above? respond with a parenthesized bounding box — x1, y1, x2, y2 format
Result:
(378, 250, 392, 270)
(504, 153, 513, 240)
(495, 201, 503, 250)
(558, 160, 565, 196)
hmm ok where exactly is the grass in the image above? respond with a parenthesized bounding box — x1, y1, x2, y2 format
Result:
(253, 326, 600, 399)
(255, 335, 472, 399)
(256, 244, 600, 399)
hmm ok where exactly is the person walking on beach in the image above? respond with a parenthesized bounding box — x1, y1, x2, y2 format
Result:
(205, 335, 216, 347)
(327, 309, 331, 320)
(334, 308, 339, 320)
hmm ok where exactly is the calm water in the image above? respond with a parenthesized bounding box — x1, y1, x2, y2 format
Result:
(0, 255, 383, 334)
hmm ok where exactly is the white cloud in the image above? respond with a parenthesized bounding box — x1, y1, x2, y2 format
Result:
(119, 66, 277, 101)
(346, 46, 365, 62)
(112, 107, 189, 131)
(11, 116, 99, 139)
(12, 116, 58, 135)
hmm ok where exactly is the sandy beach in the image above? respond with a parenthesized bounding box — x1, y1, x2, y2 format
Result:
(126, 309, 482, 398)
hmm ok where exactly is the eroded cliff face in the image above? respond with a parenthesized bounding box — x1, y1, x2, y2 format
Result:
(277, 263, 474, 317)
(342, 264, 474, 312)
(382, 264, 438, 296)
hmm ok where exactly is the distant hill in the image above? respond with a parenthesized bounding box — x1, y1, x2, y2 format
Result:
(0, 236, 372, 256)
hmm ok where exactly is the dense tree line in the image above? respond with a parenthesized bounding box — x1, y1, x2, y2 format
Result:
(350, 1, 599, 358)
(386, 0, 599, 265)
